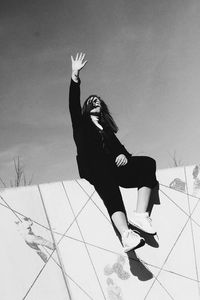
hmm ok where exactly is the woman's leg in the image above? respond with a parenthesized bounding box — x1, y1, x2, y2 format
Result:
(110, 210, 145, 252)
(93, 178, 128, 235)
(119, 156, 157, 212)
(133, 157, 157, 234)
(116, 156, 158, 234)
(111, 211, 129, 236)
(136, 186, 151, 213)
(93, 176, 144, 251)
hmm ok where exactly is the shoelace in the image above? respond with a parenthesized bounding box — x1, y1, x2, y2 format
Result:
(146, 216, 152, 225)
(123, 229, 139, 238)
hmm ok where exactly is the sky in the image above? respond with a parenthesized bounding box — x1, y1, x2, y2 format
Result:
(1, 0, 200, 186)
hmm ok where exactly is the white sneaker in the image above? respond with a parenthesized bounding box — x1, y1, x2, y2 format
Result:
(121, 229, 144, 253)
(129, 212, 156, 235)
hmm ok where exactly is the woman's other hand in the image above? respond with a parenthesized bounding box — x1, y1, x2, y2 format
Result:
(115, 154, 128, 167)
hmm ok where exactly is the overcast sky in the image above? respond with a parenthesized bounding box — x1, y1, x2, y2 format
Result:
(1, 0, 200, 185)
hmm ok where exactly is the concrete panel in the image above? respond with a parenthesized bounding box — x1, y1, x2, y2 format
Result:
(0, 185, 70, 300)
(1, 165, 200, 299)
(42, 166, 200, 299)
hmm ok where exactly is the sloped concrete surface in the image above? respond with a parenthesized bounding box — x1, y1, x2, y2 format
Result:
(0, 165, 200, 299)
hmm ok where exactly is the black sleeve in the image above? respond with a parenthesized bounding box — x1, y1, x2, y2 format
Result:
(114, 136, 132, 158)
(69, 79, 82, 129)
(108, 130, 132, 159)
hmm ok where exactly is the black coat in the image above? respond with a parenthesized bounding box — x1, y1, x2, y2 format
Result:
(69, 79, 131, 183)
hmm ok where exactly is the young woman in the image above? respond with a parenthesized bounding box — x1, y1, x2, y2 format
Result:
(69, 53, 158, 252)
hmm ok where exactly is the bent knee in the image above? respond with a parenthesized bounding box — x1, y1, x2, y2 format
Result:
(144, 156, 156, 170)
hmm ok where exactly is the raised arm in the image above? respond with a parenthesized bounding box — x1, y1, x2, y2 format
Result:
(69, 53, 87, 129)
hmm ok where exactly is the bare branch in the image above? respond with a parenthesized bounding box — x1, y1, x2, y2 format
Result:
(0, 177, 7, 188)
(169, 150, 183, 167)
(0, 156, 33, 188)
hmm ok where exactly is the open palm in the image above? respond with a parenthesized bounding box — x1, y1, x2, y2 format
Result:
(71, 52, 87, 72)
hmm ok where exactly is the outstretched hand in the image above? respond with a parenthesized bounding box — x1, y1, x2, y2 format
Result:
(71, 52, 87, 72)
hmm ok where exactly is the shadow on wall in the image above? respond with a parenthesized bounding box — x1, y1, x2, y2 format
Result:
(107, 223, 157, 281)
(127, 250, 153, 281)
(124, 227, 159, 281)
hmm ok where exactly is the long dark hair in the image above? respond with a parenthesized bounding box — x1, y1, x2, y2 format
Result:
(82, 95, 118, 133)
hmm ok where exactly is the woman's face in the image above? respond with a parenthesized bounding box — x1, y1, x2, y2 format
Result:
(87, 96, 101, 114)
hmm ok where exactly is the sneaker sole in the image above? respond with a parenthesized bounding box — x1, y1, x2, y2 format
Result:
(123, 238, 145, 253)
(128, 220, 157, 235)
